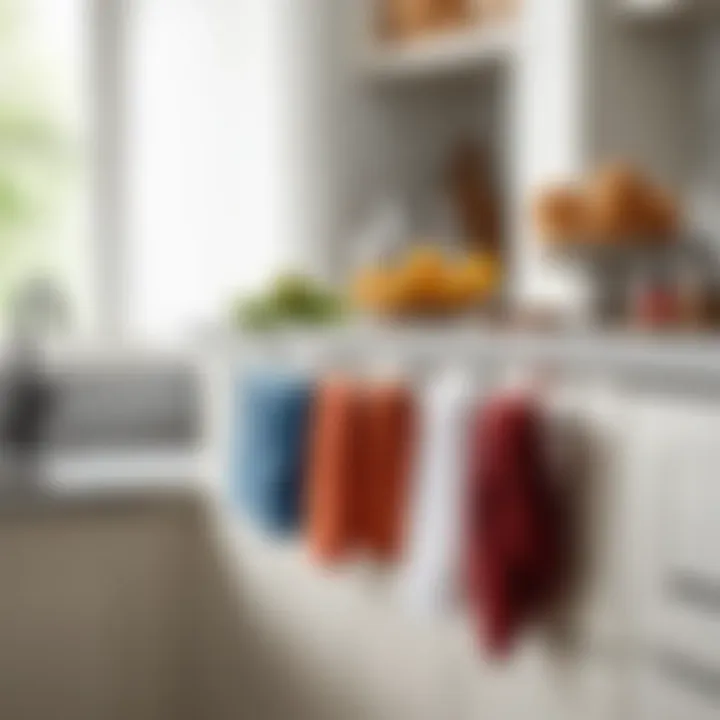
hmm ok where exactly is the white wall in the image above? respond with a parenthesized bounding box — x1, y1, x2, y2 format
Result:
(511, 0, 589, 306)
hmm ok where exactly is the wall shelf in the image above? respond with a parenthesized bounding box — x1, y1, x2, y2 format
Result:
(360, 24, 516, 82)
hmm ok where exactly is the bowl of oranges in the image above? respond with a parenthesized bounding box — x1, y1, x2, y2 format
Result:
(352, 245, 502, 319)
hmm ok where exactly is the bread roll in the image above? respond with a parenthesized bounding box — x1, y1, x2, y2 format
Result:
(587, 163, 653, 240)
(386, 0, 470, 39)
(534, 186, 589, 243)
(642, 186, 681, 240)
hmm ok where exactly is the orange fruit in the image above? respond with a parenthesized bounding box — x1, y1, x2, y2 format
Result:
(399, 246, 449, 309)
(446, 254, 502, 309)
(352, 269, 395, 311)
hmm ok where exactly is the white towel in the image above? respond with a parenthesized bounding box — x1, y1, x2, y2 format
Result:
(403, 370, 479, 616)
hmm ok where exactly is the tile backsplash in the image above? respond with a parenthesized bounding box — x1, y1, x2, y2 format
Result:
(691, 27, 720, 245)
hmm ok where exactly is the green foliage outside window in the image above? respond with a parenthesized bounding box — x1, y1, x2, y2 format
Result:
(0, 0, 73, 320)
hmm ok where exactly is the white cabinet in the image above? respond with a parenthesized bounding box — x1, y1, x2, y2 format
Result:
(634, 660, 720, 720)
(622, 398, 720, 658)
(619, 394, 720, 720)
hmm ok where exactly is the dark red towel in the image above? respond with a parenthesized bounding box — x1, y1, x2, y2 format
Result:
(465, 394, 565, 656)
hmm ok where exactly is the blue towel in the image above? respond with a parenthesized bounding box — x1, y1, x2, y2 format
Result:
(232, 370, 313, 536)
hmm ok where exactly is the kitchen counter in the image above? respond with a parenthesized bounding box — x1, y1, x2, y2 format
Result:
(223, 324, 720, 382)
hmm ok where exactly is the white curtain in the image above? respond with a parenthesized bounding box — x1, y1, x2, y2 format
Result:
(126, 0, 302, 338)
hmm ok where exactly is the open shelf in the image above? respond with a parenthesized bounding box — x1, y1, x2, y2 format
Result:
(360, 23, 517, 82)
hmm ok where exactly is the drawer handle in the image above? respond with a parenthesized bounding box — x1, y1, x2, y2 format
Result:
(668, 572, 720, 615)
(655, 648, 720, 703)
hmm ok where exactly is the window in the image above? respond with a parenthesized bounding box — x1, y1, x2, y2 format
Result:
(126, 0, 297, 338)
(0, 0, 299, 340)
(0, 0, 93, 333)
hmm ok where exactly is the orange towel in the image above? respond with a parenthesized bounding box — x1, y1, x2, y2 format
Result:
(306, 379, 364, 564)
(361, 383, 415, 562)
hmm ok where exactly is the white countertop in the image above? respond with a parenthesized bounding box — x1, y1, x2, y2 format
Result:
(223, 325, 720, 379)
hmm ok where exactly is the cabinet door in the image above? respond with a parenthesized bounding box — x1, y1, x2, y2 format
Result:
(0, 507, 186, 720)
(623, 398, 720, 660)
(634, 651, 720, 720)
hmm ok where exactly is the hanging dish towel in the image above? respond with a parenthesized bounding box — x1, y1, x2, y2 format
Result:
(466, 393, 565, 656)
(232, 370, 313, 536)
(403, 370, 478, 615)
(306, 378, 364, 564)
(361, 382, 416, 563)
